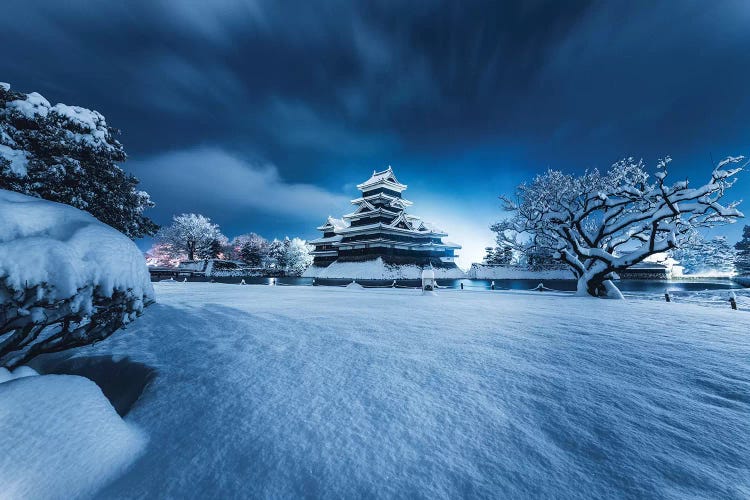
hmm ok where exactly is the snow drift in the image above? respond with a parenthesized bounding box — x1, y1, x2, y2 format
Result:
(0, 370, 146, 499)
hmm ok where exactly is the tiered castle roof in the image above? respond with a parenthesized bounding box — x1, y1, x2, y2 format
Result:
(310, 167, 460, 268)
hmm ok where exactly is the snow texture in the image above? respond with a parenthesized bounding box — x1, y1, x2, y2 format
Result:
(303, 257, 466, 279)
(468, 264, 575, 280)
(82, 283, 749, 498)
(0, 189, 154, 304)
(0, 372, 146, 499)
(0, 144, 28, 176)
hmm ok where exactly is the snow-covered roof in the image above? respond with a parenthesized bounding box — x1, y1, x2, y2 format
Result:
(309, 235, 343, 244)
(316, 216, 349, 231)
(356, 166, 407, 192)
(351, 192, 413, 207)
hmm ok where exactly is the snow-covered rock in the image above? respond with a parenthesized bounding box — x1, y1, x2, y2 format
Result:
(0, 372, 146, 499)
(304, 257, 466, 279)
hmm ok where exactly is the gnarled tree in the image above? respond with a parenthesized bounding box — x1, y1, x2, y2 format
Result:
(492, 156, 744, 298)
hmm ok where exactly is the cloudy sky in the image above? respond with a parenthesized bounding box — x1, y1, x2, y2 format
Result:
(2, 0, 749, 267)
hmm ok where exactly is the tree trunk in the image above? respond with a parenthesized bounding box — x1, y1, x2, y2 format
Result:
(576, 273, 624, 299)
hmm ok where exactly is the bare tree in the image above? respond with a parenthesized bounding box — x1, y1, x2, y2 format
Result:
(492, 156, 744, 298)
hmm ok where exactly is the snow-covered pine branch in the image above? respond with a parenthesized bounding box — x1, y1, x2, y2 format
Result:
(492, 156, 745, 298)
(0, 190, 154, 369)
(0, 83, 157, 238)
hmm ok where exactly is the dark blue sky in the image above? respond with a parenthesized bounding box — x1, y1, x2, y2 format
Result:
(2, 0, 748, 266)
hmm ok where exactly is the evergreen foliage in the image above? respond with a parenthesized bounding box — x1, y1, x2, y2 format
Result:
(236, 233, 269, 267)
(0, 83, 157, 238)
(672, 235, 737, 275)
(734, 225, 750, 275)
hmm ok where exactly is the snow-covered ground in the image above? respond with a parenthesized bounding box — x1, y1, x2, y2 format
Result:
(304, 257, 466, 279)
(0, 369, 146, 499)
(44, 282, 748, 499)
(624, 286, 750, 310)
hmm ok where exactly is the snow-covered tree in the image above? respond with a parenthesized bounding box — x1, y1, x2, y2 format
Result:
(671, 235, 737, 275)
(266, 237, 313, 275)
(267, 238, 288, 269)
(0, 189, 153, 369)
(492, 156, 744, 298)
(523, 244, 566, 271)
(144, 243, 185, 267)
(283, 237, 314, 276)
(207, 235, 230, 259)
(735, 225, 750, 276)
(156, 213, 226, 261)
(483, 245, 513, 265)
(0, 83, 157, 238)
(237, 233, 269, 267)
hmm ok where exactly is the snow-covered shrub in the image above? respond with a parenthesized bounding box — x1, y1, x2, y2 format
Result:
(0, 190, 154, 369)
(493, 156, 744, 298)
(0, 83, 157, 238)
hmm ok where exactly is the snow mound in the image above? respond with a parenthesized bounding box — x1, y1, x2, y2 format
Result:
(0, 189, 154, 305)
(0, 373, 146, 499)
(0, 365, 38, 383)
(468, 264, 575, 280)
(305, 258, 466, 279)
(345, 280, 365, 289)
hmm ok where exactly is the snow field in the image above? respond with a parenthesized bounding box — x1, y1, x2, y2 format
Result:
(83, 283, 749, 499)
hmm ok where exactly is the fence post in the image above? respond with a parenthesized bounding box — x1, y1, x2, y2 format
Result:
(664, 289, 671, 302)
(490, 281, 495, 290)
(460, 282, 464, 290)
(730, 291, 737, 310)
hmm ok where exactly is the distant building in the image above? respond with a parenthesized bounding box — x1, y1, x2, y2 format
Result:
(309, 167, 461, 270)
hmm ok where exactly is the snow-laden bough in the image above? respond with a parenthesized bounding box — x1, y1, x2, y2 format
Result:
(493, 156, 745, 298)
(0, 189, 154, 368)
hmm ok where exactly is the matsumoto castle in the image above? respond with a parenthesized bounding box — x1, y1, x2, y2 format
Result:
(308, 167, 461, 271)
